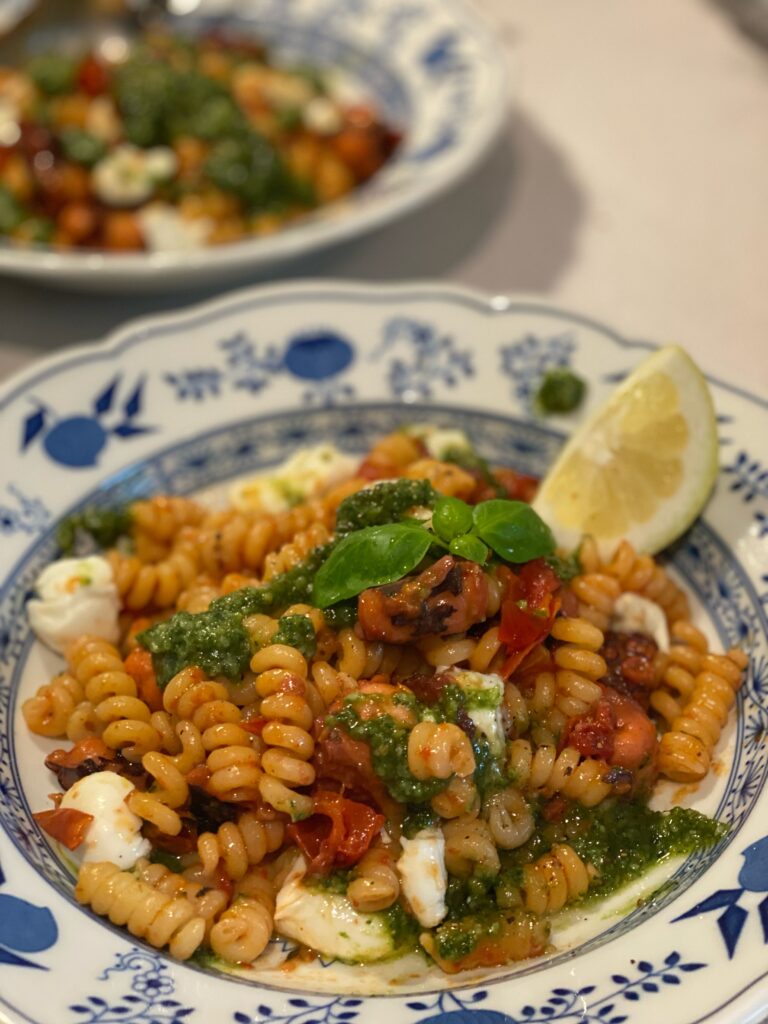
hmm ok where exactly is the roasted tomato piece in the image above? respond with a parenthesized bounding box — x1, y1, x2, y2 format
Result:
(287, 791, 384, 875)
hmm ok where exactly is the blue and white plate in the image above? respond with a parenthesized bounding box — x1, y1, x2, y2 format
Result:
(0, 0, 508, 291)
(0, 281, 766, 1024)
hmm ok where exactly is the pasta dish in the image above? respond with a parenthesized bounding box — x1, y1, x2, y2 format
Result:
(23, 427, 746, 975)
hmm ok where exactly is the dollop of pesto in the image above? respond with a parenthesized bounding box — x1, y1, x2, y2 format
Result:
(326, 683, 509, 804)
(139, 544, 332, 685)
(504, 799, 727, 899)
(271, 615, 317, 659)
(57, 504, 133, 555)
(334, 479, 436, 535)
(535, 367, 587, 414)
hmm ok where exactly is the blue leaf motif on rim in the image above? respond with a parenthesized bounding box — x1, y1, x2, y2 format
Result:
(233, 996, 363, 1024)
(70, 949, 194, 1023)
(499, 333, 578, 412)
(0, 483, 49, 535)
(673, 835, 768, 957)
(373, 317, 474, 399)
(400, 956, 704, 1022)
(20, 375, 153, 468)
(0, 856, 58, 970)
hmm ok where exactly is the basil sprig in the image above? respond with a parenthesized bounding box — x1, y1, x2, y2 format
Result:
(312, 496, 555, 608)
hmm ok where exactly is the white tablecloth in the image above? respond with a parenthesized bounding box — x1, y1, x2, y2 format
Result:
(0, 0, 766, 392)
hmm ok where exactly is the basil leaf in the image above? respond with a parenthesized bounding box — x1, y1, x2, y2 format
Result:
(312, 523, 433, 607)
(449, 534, 488, 564)
(472, 499, 555, 563)
(433, 496, 473, 542)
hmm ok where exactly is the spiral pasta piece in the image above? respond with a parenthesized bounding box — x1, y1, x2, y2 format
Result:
(347, 842, 400, 911)
(75, 861, 206, 960)
(252, 644, 315, 818)
(66, 636, 160, 761)
(658, 647, 748, 782)
(508, 739, 612, 807)
(107, 530, 201, 611)
(127, 750, 189, 836)
(197, 814, 285, 881)
(484, 786, 535, 850)
(548, 617, 606, 719)
(22, 672, 85, 738)
(132, 495, 205, 541)
(521, 843, 593, 914)
(580, 538, 689, 625)
(209, 868, 274, 964)
(408, 722, 476, 781)
(135, 857, 228, 930)
(443, 817, 500, 877)
(262, 522, 332, 581)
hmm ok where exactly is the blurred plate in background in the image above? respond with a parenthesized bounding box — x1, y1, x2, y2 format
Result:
(0, 0, 508, 291)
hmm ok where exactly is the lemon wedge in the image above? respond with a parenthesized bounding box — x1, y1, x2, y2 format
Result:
(532, 345, 718, 559)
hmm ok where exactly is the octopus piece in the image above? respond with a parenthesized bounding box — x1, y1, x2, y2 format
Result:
(358, 556, 489, 644)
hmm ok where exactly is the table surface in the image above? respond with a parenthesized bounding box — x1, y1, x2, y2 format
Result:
(0, 0, 766, 393)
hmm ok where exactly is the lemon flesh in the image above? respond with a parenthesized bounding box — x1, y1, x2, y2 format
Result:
(532, 346, 718, 559)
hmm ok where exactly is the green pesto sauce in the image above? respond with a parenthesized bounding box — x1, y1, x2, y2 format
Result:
(535, 367, 587, 414)
(471, 734, 510, 799)
(305, 869, 352, 895)
(148, 848, 184, 873)
(139, 544, 332, 685)
(327, 684, 508, 804)
(328, 700, 448, 804)
(381, 901, 420, 953)
(322, 599, 358, 630)
(402, 807, 440, 838)
(334, 479, 436, 535)
(272, 615, 317, 659)
(503, 800, 727, 899)
(57, 504, 133, 555)
(545, 549, 583, 583)
(435, 911, 503, 961)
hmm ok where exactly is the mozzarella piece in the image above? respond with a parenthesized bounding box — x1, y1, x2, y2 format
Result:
(449, 668, 506, 757)
(138, 203, 212, 252)
(274, 855, 396, 962)
(612, 593, 670, 652)
(396, 827, 447, 928)
(303, 97, 343, 135)
(230, 444, 358, 515)
(92, 144, 177, 207)
(405, 424, 473, 461)
(28, 556, 119, 654)
(60, 772, 150, 869)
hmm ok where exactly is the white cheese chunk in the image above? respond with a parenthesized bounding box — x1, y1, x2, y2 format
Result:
(303, 97, 343, 135)
(138, 202, 212, 252)
(396, 827, 447, 928)
(92, 144, 177, 207)
(60, 772, 150, 869)
(449, 668, 506, 757)
(230, 444, 358, 515)
(274, 855, 397, 962)
(28, 556, 119, 654)
(612, 593, 670, 652)
(405, 424, 473, 461)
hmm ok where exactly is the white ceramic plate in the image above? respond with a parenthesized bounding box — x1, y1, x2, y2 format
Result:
(0, 281, 766, 1024)
(0, 0, 508, 292)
